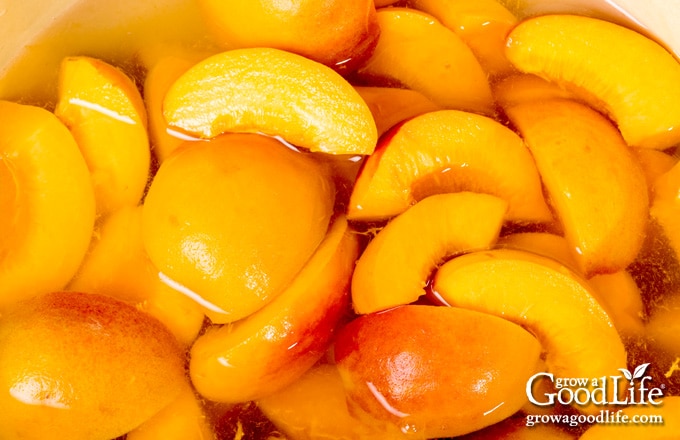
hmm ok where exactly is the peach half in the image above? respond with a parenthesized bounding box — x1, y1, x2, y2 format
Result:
(0, 100, 95, 312)
(348, 109, 552, 224)
(54, 56, 150, 217)
(505, 14, 680, 149)
(334, 305, 542, 438)
(503, 98, 648, 277)
(352, 192, 507, 314)
(432, 248, 628, 413)
(163, 47, 377, 155)
(189, 216, 358, 403)
(355, 8, 494, 114)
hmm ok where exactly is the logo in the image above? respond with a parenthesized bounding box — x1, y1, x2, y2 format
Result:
(526, 363, 664, 407)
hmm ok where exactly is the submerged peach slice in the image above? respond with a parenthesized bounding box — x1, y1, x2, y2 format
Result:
(505, 14, 680, 149)
(504, 99, 648, 277)
(492, 73, 576, 109)
(353, 86, 440, 137)
(334, 305, 542, 438)
(163, 47, 377, 155)
(54, 56, 150, 217)
(432, 248, 627, 413)
(348, 109, 552, 224)
(405, 0, 518, 77)
(257, 364, 408, 440)
(355, 8, 494, 114)
(352, 192, 507, 314)
(0, 101, 95, 312)
(189, 216, 358, 403)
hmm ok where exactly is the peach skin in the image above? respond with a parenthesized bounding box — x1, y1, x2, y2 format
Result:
(163, 47, 377, 155)
(0, 100, 95, 312)
(0, 291, 185, 440)
(355, 8, 494, 114)
(505, 14, 680, 150)
(334, 305, 542, 438)
(352, 192, 507, 314)
(503, 98, 648, 277)
(348, 109, 552, 224)
(189, 216, 359, 403)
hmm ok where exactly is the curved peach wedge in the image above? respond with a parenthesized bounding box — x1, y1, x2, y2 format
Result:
(54, 56, 150, 217)
(142, 134, 334, 324)
(432, 248, 627, 413)
(348, 109, 552, 224)
(0, 291, 186, 440)
(355, 8, 494, 114)
(334, 305, 542, 438)
(503, 98, 648, 277)
(352, 192, 507, 314)
(0, 100, 95, 312)
(505, 14, 680, 149)
(405, 0, 518, 77)
(163, 47, 377, 155)
(189, 216, 358, 403)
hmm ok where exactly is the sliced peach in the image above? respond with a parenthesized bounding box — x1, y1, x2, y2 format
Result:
(0, 100, 95, 312)
(405, 0, 518, 77)
(464, 414, 577, 439)
(645, 294, 680, 356)
(503, 99, 648, 276)
(432, 248, 627, 413)
(632, 148, 678, 201)
(142, 134, 335, 324)
(126, 383, 215, 440)
(189, 216, 358, 402)
(352, 192, 507, 314)
(257, 363, 407, 440)
(348, 109, 552, 224)
(68, 206, 205, 346)
(579, 396, 680, 439)
(142, 47, 212, 163)
(355, 8, 494, 114)
(353, 86, 440, 137)
(334, 305, 542, 438)
(54, 56, 150, 217)
(652, 160, 680, 205)
(499, 232, 645, 337)
(505, 14, 680, 149)
(163, 47, 377, 155)
(493, 73, 577, 109)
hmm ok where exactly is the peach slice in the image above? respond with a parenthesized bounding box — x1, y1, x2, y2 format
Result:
(632, 148, 678, 201)
(579, 396, 680, 439)
(499, 232, 645, 337)
(163, 47, 377, 155)
(353, 86, 440, 137)
(505, 14, 680, 149)
(503, 98, 648, 277)
(189, 216, 358, 403)
(352, 192, 507, 314)
(142, 133, 334, 324)
(432, 248, 627, 413)
(54, 56, 150, 217)
(404, 0, 518, 77)
(492, 73, 576, 109)
(0, 100, 95, 312)
(68, 206, 205, 346)
(355, 8, 494, 114)
(347, 109, 552, 224)
(0, 291, 186, 440)
(142, 47, 212, 163)
(334, 305, 542, 438)
(126, 383, 215, 440)
(257, 363, 407, 440)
